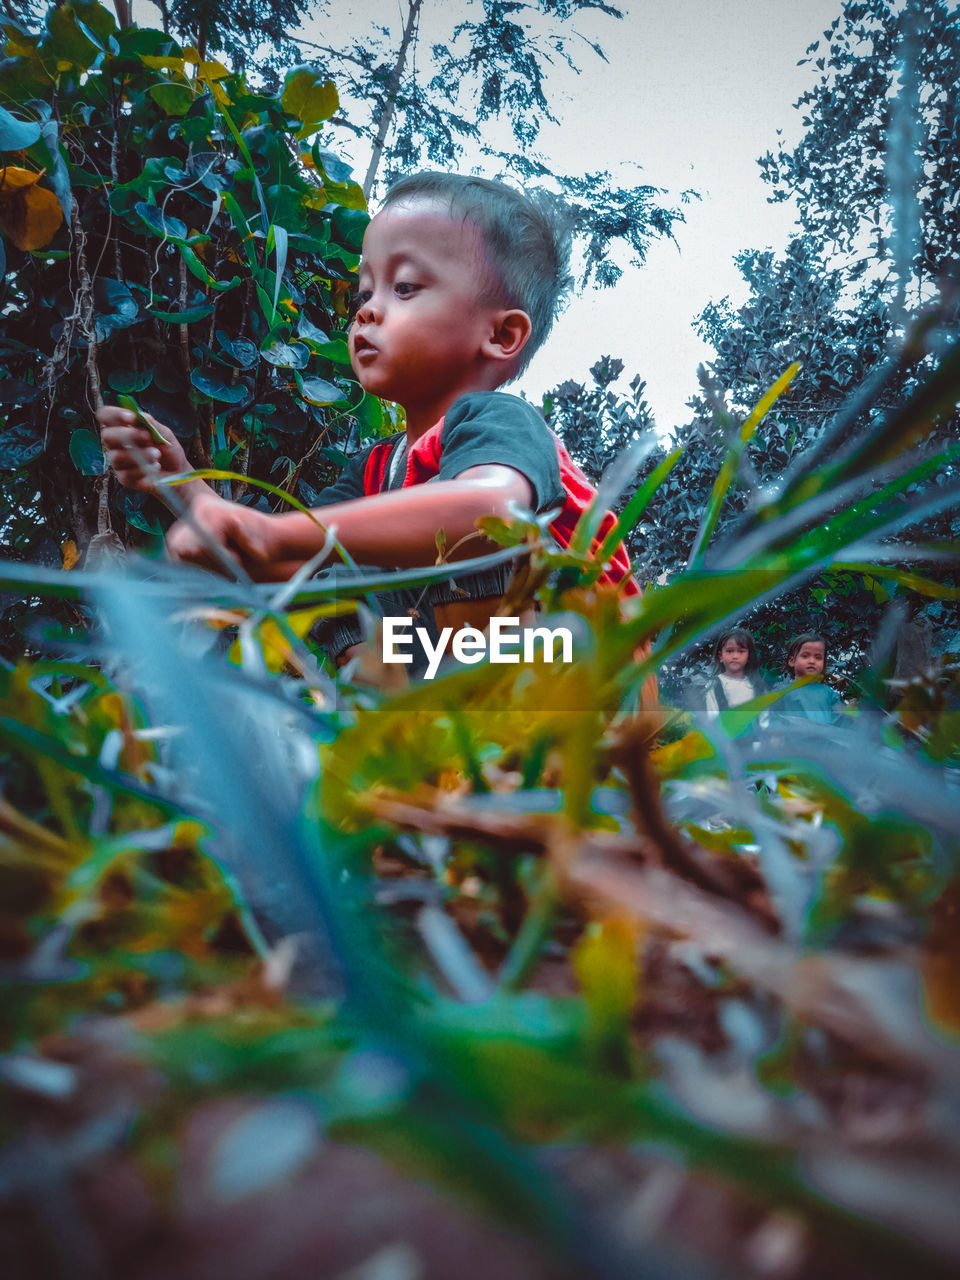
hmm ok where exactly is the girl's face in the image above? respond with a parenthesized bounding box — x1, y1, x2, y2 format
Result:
(789, 641, 826, 678)
(719, 638, 750, 677)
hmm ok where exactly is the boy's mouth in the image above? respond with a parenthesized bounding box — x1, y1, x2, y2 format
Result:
(352, 334, 377, 357)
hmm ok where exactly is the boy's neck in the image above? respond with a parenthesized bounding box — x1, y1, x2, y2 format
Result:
(402, 371, 508, 443)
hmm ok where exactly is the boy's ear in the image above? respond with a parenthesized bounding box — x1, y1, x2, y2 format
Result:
(482, 309, 532, 365)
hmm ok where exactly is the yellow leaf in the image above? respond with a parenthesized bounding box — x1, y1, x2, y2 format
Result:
(61, 540, 79, 570)
(0, 167, 64, 250)
(650, 729, 715, 777)
(98, 693, 126, 728)
(198, 60, 230, 81)
(4, 31, 39, 58)
(571, 915, 641, 1028)
(229, 607, 349, 672)
(739, 362, 800, 444)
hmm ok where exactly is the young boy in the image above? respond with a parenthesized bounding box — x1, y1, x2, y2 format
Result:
(98, 173, 637, 667)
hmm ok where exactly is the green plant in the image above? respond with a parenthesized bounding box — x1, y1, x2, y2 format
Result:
(0, 0, 379, 652)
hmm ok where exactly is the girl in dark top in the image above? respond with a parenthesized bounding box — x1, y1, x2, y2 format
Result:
(704, 627, 767, 716)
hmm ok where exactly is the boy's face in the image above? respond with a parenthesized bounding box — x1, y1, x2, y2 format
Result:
(789, 641, 826, 678)
(349, 200, 505, 411)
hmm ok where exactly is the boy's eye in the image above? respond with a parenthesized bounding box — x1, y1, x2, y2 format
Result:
(394, 281, 420, 297)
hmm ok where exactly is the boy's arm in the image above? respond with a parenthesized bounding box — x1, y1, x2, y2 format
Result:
(165, 465, 533, 579)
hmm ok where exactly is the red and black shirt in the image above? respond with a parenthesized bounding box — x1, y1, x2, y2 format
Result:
(316, 391, 638, 658)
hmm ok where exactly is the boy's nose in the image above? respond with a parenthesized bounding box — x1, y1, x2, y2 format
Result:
(355, 297, 381, 325)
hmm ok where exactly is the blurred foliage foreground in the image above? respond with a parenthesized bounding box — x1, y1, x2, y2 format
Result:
(0, 326, 959, 1280)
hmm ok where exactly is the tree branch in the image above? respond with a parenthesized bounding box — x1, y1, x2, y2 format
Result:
(363, 0, 424, 200)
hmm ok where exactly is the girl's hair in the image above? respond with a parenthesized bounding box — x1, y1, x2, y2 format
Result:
(711, 627, 761, 675)
(785, 632, 828, 671)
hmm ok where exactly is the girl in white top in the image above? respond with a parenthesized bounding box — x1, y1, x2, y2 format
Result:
(704, 627, 767, 716)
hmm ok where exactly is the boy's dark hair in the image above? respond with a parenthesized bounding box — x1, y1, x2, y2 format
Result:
(382, 171, 573, 377)
(712, 626, 761, 675)
(786, 632, 828, 671)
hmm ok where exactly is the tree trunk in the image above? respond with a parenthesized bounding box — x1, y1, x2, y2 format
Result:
(362, 0, 424, 200)
(113, 0, 132, 27)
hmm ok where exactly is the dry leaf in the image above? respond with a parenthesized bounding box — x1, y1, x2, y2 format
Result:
(0, 166, 64, 250)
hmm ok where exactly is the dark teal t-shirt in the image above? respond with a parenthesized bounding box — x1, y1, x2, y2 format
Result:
(312, 392, 564, 665)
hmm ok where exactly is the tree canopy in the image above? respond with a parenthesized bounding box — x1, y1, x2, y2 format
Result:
(759, 0, 960, 293)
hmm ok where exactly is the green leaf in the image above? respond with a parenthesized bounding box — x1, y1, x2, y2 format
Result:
(476, 515, 541, 547)
(571, 919, 637, 1068)
(261, 339, 309, 369)
(330, 205, 369, 252)
(219, 336, 259, 368)
(208, 274, 241, 294)
(311, 144, 352, 185)
(36, 119, 71, 219)
(168, 469, 321, 520)
(179, 243, 211, 285)
(717, 684, 794, 738)
(0, 425, 42, 471)
(351, 392, 384, 433)
(115, 394, 166, 443)
(135, 201, 188, 240)
(301, 334, 352, 364)
(148, 81, 193, 116)
(45, 2, 100, 70)
(323, 178, 367, 212)
(833, 562, 960, 602)
(68, 427, 104, 475)
(268, 224, 288, 319)
(300, 376, 344, 405)
(0, 105, 41, 151)
(190, 371, 250, 404)
(593, 447, 683, 570)
(688, 364, 800, 565)
(107, 369, 153, 393)
(148, 303, 216, 324)
(71, 0, 119, 44)
(126, 509, 163, 535)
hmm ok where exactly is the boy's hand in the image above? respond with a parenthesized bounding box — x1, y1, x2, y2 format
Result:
(166, 498, 300, 581)
(98, 405, 189, 491)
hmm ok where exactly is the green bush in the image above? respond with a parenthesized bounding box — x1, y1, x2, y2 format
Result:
(0, 0, 380, 650)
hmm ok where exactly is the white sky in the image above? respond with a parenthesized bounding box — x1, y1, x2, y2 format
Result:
(508, 0, 843, 429)
(131, 0, 844, 430)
